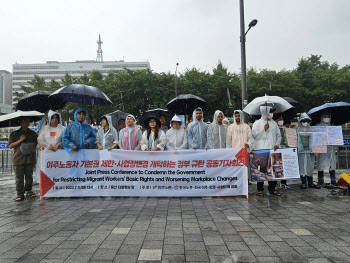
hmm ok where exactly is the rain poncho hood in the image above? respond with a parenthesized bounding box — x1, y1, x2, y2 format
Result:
(166, 115, 187, 150)
(96, 115, 118, 149)
(227, 109, 253, 149)
(62, 108, 96, 152)
(252, 106, 281, 150)
(223, 117, 229, 124)
(260, 105, 273, 121)
(296, 112, 315, 176)
(207, 110, 227, 149)
(316, 112, 336, 171)
(299, 112, 311, 123)
(186, 108, 209, 149)
(37, 110, 65, 149)
(126, 114, 136, 128)
(48, 110, 62, 125)
(233, 110, 244, 124)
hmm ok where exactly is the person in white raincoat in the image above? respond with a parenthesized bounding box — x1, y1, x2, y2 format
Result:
(226, 110, 253, 150)
(316, 112, 337, 186)
(207, 110, 227, 149)
(166, 115, 188, 150)
(141, 116, 167, 151)
(186, 107, 209, 149)
(96, 115, 118, 151)
(252, 106, 282, 196)
(38, 110, 65, 151)
(296, 113, 320, 189)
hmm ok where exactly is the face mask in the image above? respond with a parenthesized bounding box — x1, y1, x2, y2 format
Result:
(278, 120, 284, 126)
(323, 118, 330, 123)
(301, 122, 308, 127)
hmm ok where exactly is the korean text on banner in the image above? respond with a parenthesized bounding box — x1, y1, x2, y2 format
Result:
(39, 148, 248, 197)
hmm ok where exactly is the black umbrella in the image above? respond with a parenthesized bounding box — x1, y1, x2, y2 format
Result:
(49, 84, 112, 106)
(139, 108, 174, 128)
(167, 94, 206, 116)
(16, 91, 67, 113)
(307, 102, 350, 125)
(282, 97, 304, 113)
(105, 110, 129, 130)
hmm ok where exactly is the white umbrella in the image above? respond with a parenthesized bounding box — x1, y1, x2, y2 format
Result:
(243, 95, 294, 115)
(0, 110, 44, 128)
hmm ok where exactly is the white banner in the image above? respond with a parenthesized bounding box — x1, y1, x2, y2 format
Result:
(39, 148, 248, 197)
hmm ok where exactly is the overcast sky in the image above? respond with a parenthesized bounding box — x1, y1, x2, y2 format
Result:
(1, 0, 349, 74)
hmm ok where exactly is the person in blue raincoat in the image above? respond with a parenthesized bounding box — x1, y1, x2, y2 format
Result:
(186, 107, 209, 150)
(62, 108, 96, 152)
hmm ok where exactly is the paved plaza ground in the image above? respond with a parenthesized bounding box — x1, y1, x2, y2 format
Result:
(0, 171, 350, 263)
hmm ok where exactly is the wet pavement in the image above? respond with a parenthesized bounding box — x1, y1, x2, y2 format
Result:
(0, 170, 350, 263)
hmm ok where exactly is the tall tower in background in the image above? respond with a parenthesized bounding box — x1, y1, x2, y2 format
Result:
(96, 34, 103, 62)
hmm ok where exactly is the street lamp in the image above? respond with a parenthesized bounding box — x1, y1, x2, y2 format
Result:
(239, 0, 257, 122)
(175, 63, 179, 97)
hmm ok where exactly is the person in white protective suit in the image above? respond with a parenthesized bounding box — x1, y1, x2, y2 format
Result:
(118, 114, 142, 151)
(223, 118, 230, 126)
(316, 112, 337, 186)
(296, 113, 320, 189)
(38, 110, 65, 151)
(252, 106, 282, 196)
(226, 110, 253, 150)
(207, 110, 227, 149)
(141, 116, 167, 151)
(96, 115, 118, 151)
(166, 115, 188, 150)
(186, 107, 209, 150)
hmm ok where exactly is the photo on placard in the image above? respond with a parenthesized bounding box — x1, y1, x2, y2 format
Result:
(272, 165, 284, 178)
(271, 153, 282, 165)
(298, 133, 313, 153)
(249, 149, 272, 181)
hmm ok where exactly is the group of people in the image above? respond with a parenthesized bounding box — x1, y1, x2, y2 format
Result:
(8, 106, 337, 201)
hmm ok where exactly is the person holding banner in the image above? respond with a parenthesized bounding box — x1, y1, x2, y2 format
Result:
(166, 115, 188, 150)
(226, 110, 253, 150)
(187, 107, 209, 150)
(37, 110, 65, 151)
(316, 113, 337, 186)
(141, 116, 166, 151)
(118, 114, 142, 150)
(96, 115, 118, 151)
(252, 106, 281, 196)
(207, 110, 227, 149)
(296, 113, 320, 189)
(62, 108, 96, 152)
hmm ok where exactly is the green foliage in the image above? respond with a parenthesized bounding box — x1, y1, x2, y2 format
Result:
(13, 55, 350, 123)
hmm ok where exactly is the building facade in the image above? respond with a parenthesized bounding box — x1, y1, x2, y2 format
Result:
(0, 70, 13, 114)
(12, 60, 150, 103)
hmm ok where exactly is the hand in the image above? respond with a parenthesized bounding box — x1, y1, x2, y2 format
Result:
(84, 141, 89, 146)
(273, 145, 278, 151)
(20, 135, 26, 142)
(98, 146, 103, 150)
(151, 147, 159, 151)
(192, 147, 196, 150)
(72, 146, 78, 151)
(38, 146, 44, 151)
(245, 143, 250, 148)
(145, 147, 151, 151)
(54, 144, 60, 152)
(205, 148, 208, 151)
(107, 147, 112, 151)
(264, 123, 269, 131)
(48, 145, 54, 151)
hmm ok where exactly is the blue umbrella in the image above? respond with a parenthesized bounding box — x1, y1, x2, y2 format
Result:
(307, 102, 350, 125)
(49, 84, 112, 106)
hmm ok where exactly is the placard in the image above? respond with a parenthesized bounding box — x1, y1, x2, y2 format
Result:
(284, 128, 298, 147)
(298, 132, 327, 153)
(249, 148, 299, 181)
(313, 126, 344, 145)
